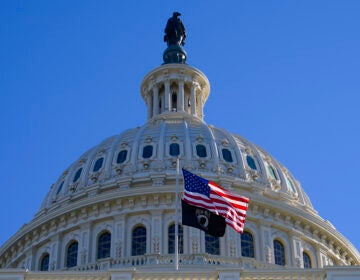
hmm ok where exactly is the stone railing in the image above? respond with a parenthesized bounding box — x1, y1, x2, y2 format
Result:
(70, 254, 283, 271)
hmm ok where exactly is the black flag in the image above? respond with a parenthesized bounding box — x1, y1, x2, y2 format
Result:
(181, 199, 226, 237)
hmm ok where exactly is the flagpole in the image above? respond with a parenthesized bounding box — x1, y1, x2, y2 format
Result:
(174, 157, 179, 270)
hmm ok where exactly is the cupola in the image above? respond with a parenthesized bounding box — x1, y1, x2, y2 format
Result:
(140, 64, 210, 121)
(141, 12, 210, 121)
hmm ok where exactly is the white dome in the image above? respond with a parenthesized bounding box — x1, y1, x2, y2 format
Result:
(40, 112, 312, 213)
(1, 63, 359, 272)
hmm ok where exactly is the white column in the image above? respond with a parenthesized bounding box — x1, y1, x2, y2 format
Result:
(259, 223, 272, 263)
(178, 81, 184, 112)
(198, 91, 204, 119)
(184, 93, 189, 112)
(164, 80, 170, 112)
(147, 93, 152, 120)
(153, 85, 159, 116)
(316, 244, 328, 268)
(80, 227, 90, 265)
(290, 233, 302, 268)
(161, 94, 165, 113)
(190, 83, 196, 116)
(55, 234, 62, 270)
(151, 210, 163, 254)
(114, 218, 125, 258)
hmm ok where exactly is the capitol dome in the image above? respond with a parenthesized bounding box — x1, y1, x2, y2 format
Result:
(0, 13, 359, 279)
(39, 63, 313, 213)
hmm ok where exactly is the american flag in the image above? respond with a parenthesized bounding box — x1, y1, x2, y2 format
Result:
(182, 169, 249, 234)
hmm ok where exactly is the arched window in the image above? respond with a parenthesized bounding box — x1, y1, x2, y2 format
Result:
(205, 233, 220, 255)
(97, 231, 111, 259)
(117, 150, 128, 164)
(222, 149, 233, 162)
(169, 143, 180, 157)
(93, 157, 104, 172)
(56, 181, 64, 195)
(246, 156, 257, 170)
(142, 145, 153, 159)
(196, 144, 207, 158)
(73, 168, 82, 183)
(39, 253, 49, 271)
(168, 224, 183, 254)
(303, 252, 312, 268)
(273, 240, 285, 266)
(66, 241, 78, 268)
(241, 231, 255, 258)
(132, 226, 146, 256)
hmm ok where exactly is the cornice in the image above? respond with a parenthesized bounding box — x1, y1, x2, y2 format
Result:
(1, 180, 359, 266)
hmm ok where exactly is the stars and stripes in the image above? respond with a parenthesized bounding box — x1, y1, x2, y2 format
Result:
(182, 168, 249, 234)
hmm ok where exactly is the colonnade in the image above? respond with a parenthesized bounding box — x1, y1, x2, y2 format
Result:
(146, 80, 203, 120)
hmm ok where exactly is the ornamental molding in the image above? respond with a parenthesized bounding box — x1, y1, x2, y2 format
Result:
(1, 189, 358, 268)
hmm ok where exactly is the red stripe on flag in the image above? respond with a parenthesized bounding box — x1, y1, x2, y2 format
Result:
(183, 175, 249, 234)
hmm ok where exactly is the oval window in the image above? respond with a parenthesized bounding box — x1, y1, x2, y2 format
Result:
(93, 157, 104, 172)
(196, 144, 207, 158)
(142, 145, 153, 159)
(246, 155, 257, 170)
(117, 150, 128, 164)
(222, 149, 233, 162)
(56, 181, 64, 195)
(73, 168, 82, 183)
(268, 165, 278, 180)
(169, 143, 180, 156)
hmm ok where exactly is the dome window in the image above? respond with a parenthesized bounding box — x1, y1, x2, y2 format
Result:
(39, 253, 49, 271)
(246, 155, 257, 170)
(117, 150, 128, 164)
(222, 148, 233, 162)
(273, 240, 286, 266)
(93, 157, 104, 172)
(303, 252, 312, 268)
(196, 144, 207, 158)
(268, 165, 278, 180)
(56, 181, 64, 195)
(168, 224, 183, 254)
(241, 231, 255, 258)
(66, 241, 78, 268)
(132, 226, 146, 256)
(169, 143, 180, 157)
(205, 233, 220, 255)
(97, 231, 111, 259)
(142, 145, 153, 159)
(73, 168, 82, 183)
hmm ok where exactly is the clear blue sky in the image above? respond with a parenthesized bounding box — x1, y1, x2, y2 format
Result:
(1, 1, 360, 252)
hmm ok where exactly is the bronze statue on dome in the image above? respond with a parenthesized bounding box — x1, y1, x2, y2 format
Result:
(164, 12, 186, 46)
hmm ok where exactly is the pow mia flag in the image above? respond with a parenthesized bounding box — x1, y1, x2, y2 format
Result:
(181, 200, 226, 237)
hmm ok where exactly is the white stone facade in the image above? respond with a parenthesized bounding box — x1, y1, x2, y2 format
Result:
(1, 33, 359, 279)
(1, 266, 360, 280)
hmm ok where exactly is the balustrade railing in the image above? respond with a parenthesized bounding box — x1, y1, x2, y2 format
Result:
(71, 254, 280, 271)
